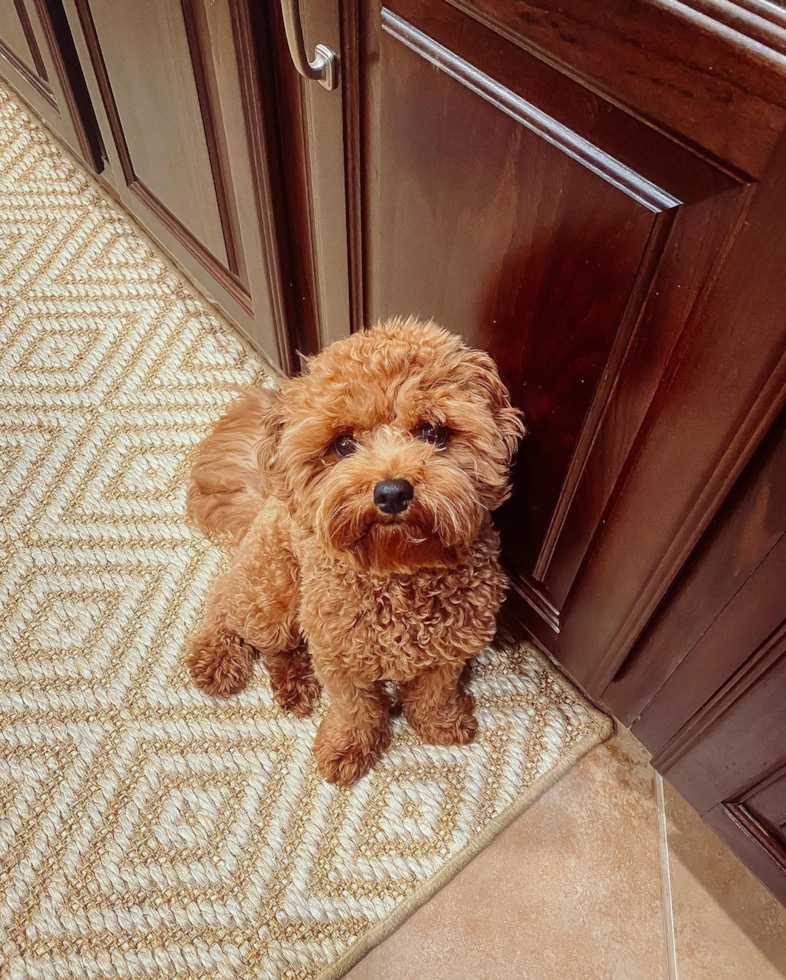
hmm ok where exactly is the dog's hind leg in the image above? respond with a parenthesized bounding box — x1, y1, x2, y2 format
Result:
(186, 623, 256, 699)
(186, 503, 320, 714)
(257, 642, 320, 717)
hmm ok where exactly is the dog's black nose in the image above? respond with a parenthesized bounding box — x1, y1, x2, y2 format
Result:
(373, 478, 414, 514)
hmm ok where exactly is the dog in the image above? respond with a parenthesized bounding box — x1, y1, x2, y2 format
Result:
(185, 317, 525, 785)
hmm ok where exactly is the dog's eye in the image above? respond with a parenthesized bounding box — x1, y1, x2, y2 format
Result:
(415, 422, 449, 448)
(332, 434, 357, 458)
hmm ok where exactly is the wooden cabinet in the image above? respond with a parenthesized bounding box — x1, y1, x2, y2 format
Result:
(0, 0, 99, 167)
(1, 0, 785, 899)
(673, 651, 786, 904)
(60, 0, 293, 369)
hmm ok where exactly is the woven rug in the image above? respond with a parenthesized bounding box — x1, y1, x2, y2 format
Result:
(0, 83, 612, 979)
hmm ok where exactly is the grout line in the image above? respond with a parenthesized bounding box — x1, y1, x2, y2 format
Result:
(656, 773, 680, 980)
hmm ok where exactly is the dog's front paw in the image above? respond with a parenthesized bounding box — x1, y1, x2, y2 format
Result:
(407, 695, 478, 746)
(415, 712, 478, 746)
(313, 712, 389, 786)
(314, 740, 376, 786)
(186, 629, 253, 697)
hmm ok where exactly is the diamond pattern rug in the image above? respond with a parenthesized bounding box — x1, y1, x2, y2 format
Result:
(0, 83, 612, 979)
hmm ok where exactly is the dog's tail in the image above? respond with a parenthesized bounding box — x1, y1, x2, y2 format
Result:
(186, 387, 278, 545)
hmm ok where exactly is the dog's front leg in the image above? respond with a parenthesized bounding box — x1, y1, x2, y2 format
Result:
(312, 669, 391, 786)
(400, 660, 478, 746)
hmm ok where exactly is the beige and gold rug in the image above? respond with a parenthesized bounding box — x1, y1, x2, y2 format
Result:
(0, 83, 611, 979)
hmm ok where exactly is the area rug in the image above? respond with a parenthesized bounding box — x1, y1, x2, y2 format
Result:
(0, 83, 612, 979)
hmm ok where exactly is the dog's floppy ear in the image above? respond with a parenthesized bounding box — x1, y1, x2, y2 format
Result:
(186, 386, 284, 543)
(250, 386, 286, 483)
(462, 348, 527, 463)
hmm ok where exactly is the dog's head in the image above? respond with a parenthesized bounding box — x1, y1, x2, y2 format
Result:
(263, 318, 525, 572)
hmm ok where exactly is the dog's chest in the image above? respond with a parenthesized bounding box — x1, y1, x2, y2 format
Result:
(358, 574, 462, 669)
(299, 533, 506, 682)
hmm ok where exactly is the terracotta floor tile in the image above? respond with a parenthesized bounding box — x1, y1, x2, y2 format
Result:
(347, 726, 669, 980)
(664, 781, 786, 980)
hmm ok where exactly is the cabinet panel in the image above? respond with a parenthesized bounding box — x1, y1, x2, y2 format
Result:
(66, 0, 293, 369)
(86, 0, 228, 266)
(657, 625, 786, 816)
(746, 769, 786, 846)
(372, 15, 657, 588)
(705, 802, 786, 905)
(0, 0, 46, 85)
(0, 0, 99, 168)
(621, 414, 786, 738)
(452, 0, 786, 178)
(561, 125, 786, 698)
(630, 431, 786, 905)
(658, 626, 786, 901)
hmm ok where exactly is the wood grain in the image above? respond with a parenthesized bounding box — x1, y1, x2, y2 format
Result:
(553, 132, 786, 696)
(371, 9, 657, 592)
(448, 0, 786, 178)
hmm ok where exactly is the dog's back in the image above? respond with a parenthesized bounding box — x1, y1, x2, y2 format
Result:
(186, 388, 276, 544)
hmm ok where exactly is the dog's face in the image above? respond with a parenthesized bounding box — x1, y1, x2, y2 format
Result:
(266, 318, 524, 573)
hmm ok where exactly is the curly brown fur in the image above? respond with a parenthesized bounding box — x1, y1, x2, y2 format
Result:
(186, 317, 525, 785)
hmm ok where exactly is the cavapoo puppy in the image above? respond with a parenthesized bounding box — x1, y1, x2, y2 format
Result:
(186, 317, 524, 785)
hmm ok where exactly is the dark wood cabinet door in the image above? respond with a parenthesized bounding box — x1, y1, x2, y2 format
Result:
(617, 414, 786, 900)
(346, 0, 786, 698)
(657, 609, 786, 902)
(0, 0, 99, 167)
(62, 0, 292, 370)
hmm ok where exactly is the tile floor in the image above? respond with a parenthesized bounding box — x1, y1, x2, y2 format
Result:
(347, 726, 786, 980)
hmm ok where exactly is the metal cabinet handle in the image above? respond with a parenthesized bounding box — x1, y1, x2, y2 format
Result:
(280, 0, 338, 91)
